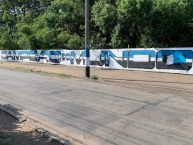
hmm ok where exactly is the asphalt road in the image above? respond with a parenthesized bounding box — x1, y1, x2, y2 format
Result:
(0, 68, 193, 145)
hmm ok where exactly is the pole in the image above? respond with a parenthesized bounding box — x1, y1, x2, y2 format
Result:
(85, 0, 90, 78)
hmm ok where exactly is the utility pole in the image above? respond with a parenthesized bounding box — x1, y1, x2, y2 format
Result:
(85, 0, 90, 78)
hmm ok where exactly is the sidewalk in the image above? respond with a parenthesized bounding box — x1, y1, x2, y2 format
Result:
(1, 60, 193, 98)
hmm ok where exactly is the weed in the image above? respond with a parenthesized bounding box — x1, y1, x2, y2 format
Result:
(49, 137, 57, 142)
(15, 67, 34, 72)
(14, 66, 73, 77)
(0, 132, 8, 139)
(27, 68, 34, 72)
(56, 73, 69, 76)
(42, 71, 72, 77)
(15, 67, 25, 70)
(91, 75, 98, 79)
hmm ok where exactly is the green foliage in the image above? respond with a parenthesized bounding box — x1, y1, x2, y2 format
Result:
(91, 0, 117, 49)
(140, 0, 193, 48)
(0, 0, 193, 50)
(0, 31, 20, 50)
(49, 137, 57, 142)
(91, 75, 98, 79)
(0, 132, 8, 139)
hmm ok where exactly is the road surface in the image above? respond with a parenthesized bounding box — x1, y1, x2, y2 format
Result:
(0, 68, 193, 145)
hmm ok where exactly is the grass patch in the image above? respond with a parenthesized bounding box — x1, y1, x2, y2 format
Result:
(27, 68, 34, 72)
(91, 75, 98, 79)
(0, 132, 8, 139)
(15, 67, 34, 71)
(42, 71, 72, 77)
(15, 67, 26, 70)
(49, 137, 57, 142)
(14, 66, 73, 77)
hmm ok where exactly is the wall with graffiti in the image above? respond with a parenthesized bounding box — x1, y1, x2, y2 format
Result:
(0, 48, 193, 74)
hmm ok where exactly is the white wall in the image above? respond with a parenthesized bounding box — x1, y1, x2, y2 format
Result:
(1, 48, 193, 74)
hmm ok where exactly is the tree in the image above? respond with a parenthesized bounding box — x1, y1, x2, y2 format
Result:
(140, 0, 193, 48)
(0, 0, 52, 50)
(91, 0, 117, 49)
(0, 0, 193, 50)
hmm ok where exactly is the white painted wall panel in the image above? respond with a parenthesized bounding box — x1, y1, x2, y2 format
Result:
(157, 58, 163, 62)
(186, 59, 192, 63)
(133, 55, 149, 62)
(1, 48, 193, 74)
(166, 55, 174, 65)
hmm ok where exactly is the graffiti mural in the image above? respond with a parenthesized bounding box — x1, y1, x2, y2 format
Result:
(156, 50, 192, 70)
(19, 50, 37, 61)
(73, 51, 82, 65)
(49, 51, 61, 63)
(1, 51, 7, 60)
(128, 50, 155, 69)
(0, 48, 193, 74)
(7, 51, 19, 61)
(90, 50, 104, 66)
(35, 50, 49, 63)
(90, 50, 128, 68)
(7, 51, 13, 61)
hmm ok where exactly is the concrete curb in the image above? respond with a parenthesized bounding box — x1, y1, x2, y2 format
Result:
(0, 105, 26, 122)
(44, 131, 72, 145)
(25, 121, 47, 133)
(0, 105, 70, 145)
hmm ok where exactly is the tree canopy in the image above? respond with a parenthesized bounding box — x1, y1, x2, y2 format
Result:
(0, 0, 193, 50)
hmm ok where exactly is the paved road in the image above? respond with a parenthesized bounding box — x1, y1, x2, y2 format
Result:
(0, 68, 193, 145)
(2, 61, 193, 97)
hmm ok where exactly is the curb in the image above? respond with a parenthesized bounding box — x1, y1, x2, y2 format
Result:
(0, 106, 26, 122)
(0, 105, 69, 145)
(25, 121, 47, 133)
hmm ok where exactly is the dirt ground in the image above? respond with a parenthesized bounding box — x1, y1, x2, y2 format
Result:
(0, 110, 62, 145)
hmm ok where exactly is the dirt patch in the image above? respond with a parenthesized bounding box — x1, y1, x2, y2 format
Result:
(0, 110, 62, 145)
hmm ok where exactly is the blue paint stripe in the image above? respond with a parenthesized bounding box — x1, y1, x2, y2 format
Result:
(129, 51, 155, 58)
(71, 51, 76, 57)
(50, 51, 61, 55)
(19, 51, 37, 55)
(123, 51, 129, 57)
(157, 50, 192, 59)
(106, 51, 116, 57)
(101, 51, 105, 57)
(173, 52, 186, 64)
(66, 53, 70, 56)
(81, 51, 86, 57)
(1, 51, 7, 54)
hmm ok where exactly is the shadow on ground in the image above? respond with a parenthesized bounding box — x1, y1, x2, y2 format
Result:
(1, 104, 22, 115)
(0, 104, 72, 145)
